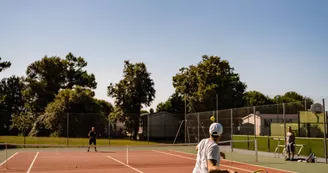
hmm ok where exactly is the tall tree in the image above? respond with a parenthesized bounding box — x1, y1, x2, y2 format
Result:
(0, 76, 26, 135)
(24, 56, 67, 113)
(173, 55, 246, 112)
(24, 53, 97, 113)
(107, 60, 155, 140)
(64, 53, 97, 89)
(29, 87, 108, 137)
(0, 57, 11, 72)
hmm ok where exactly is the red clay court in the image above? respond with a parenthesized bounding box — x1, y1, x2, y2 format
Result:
(0, 145, 295, 173)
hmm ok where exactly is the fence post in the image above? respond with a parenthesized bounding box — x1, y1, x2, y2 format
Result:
(253, 106, 256, 139)
(230, 109, 233, 152)
(108, 120, 111, 146)
(197, 113, 200, 143)
(322, 99, 327, 164)
(283, 103, 286, 148)
(184, 95, 187, 144)
(66, 113, 69, 146)
(5, 142, 7, 169)
(147, 114, 150, 143)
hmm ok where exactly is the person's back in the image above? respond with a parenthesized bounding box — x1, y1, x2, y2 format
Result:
(193, 138, 220, 173)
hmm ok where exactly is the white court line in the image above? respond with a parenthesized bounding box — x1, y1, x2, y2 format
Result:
(0, 152, 19, 166)
(26, 152, 39, 173)
(106, 156, 144, 173)
(168, 150, 298, 173)
(152, 150, 253, 173)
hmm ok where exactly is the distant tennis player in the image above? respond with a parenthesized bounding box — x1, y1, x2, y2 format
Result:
(193, 123, 236, 173)
(87, 127, 97, 152)
(286, 126, 295, 160)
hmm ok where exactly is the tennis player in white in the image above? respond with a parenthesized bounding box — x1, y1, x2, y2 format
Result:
(193, 123, 237, 173)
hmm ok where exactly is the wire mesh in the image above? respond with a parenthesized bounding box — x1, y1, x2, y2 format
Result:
(0, 139, 258, 171)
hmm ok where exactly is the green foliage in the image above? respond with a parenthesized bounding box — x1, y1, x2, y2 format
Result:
(64, 53, 97, 89)
(10, 112, 36, 136)
(172, 55, 246, 112)
(156, 92, 184, 113)
(0, 57, 11, 72)
(29, 87, 108, 137)
(0, 76, 26, 113)
(24, 53, 97, 113)
(243, 91, 275, 106)
(107, 60, 156, 140)
(109, 106, 124, 123)
(96, 99, 114, 116)
(0, 76, 26, 135)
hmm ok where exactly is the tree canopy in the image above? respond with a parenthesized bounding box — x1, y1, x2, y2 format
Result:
(28, 87, 110, 137)
(0, 57, 11, 72)
(24, 53, 97, 113)
(172, 55, 246, 112)
(107, 60, 155, 140)
(1, 53, 318, 140)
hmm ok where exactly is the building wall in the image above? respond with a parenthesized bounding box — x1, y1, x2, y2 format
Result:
(240, 114, 263, 135)
(146, 112, 181, 138)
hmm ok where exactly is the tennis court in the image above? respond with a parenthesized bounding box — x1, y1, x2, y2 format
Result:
(0, 141, 298, 173)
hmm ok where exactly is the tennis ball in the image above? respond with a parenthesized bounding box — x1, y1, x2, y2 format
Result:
(210, 116, 215, 122)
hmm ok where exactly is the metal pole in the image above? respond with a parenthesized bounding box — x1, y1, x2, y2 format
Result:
(184, 95, 187, 144)
(322, 99, 327, 164)
(216, 93, 218, 110)
(230, 109, 233, 152)
(253, 106, 256, 139)
(216, 93, 219, 121)
(147, 114, 150, 143)
(5, 142, 7, 169)
(283, 103, 287, 148)
(197, 113, 200, 143)
(108, 120, 111, 146)
(67, 113, 69, 146)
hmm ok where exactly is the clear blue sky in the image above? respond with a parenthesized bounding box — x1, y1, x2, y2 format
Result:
(1, 0, 327, 110)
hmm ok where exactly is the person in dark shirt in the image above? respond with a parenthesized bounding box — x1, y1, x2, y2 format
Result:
(87, 127, 97, 152)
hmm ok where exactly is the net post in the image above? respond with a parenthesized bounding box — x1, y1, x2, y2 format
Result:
(254, 139, 258, 163)
(230, 109, 233, 152)
(322, 99, 327, 164)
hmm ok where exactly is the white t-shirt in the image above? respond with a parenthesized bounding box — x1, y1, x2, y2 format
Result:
(192, 138, 220, 173)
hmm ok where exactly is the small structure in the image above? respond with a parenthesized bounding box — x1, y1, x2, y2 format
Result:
(239, 113, 298, 136)
(141, 111, 182, 141)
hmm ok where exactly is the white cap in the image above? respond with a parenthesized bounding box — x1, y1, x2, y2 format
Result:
(209, 123, 223, 137)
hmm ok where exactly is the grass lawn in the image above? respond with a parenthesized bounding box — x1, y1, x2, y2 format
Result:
(0, 136, 158, 146)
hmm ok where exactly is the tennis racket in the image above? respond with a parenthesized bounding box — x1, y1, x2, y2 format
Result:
(252, 169, 268, 173)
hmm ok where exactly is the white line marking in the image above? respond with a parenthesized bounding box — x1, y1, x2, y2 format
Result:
(0, 152, 19, 166)
(152, 150, 252, 173)
(26, 152, 39, 173)
(106, 156, 144, 173)
(168, 150, 298, 173)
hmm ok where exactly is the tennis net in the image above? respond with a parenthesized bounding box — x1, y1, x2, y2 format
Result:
(0, 139, 258, 171)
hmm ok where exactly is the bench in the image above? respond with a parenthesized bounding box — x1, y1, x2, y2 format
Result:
(272, 138, 305, 158)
